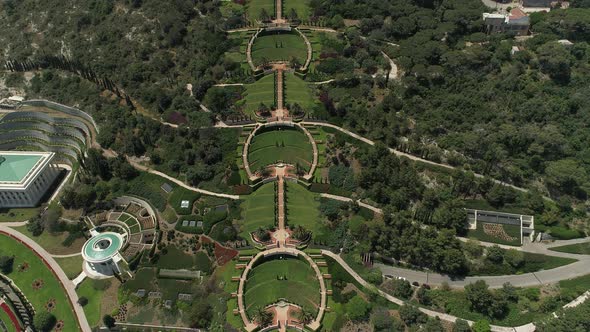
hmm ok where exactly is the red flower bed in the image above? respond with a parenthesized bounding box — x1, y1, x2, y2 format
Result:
(214, 242, 238, 266)
(200, 235, 238, 266)
(1, 303, 21, 331)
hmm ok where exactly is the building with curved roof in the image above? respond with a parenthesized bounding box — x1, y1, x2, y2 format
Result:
(82, 231, 126, 278)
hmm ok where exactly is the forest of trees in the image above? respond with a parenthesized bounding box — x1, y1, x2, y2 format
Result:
(308, 1, 590, 202)
(0, 0, 235, 123)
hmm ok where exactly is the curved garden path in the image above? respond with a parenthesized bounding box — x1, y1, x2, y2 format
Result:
(128, 159, 240, 200)
(381, 51, 399, 81)
(246, 29, 263, 71)
(0, 226, 91, 332)
(302, 121, 550, 199)
(295, 28, 313, 71)
(319, 193, 383, 215)
(241, 122, 318, 181)
(236, 247, 327, 332)
(322, 250, 532, 332)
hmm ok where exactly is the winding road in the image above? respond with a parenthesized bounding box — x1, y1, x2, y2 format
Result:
(322, 250, 578, 332)
(320, 193, 590, 289)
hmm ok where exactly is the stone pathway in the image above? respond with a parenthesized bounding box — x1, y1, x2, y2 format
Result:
(273, 167, 288, 246)
(72, 271, 87, 286)
(276, 69, 285, 118)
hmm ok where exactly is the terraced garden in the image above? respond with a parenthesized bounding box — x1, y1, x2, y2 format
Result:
(244, 256, 320, 316)
(248, 127, 313, 171)
(239, 182, 275, 241)
(251, 32, 307, 67)
(284, 72, 316, 110)
(284, 182, 321, 234)
(284, 0, 311, 20)
(246, 0, 275, 22)
(241, 73, 276, 116)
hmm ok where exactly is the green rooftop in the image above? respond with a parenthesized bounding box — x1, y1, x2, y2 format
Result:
(83, 232, 123, 262)
(0, 154, 43, 182)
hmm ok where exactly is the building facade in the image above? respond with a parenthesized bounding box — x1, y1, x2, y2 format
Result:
(483, 9, 530, 36)
(82, 230, 126, 278)
(0, 151, 60, 208)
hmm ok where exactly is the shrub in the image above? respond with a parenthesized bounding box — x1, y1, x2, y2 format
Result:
(103, 314, 116, 328)
(0, 256, 14, 274)
(34, 312, 57, 332)
(78, 297, 89, 306)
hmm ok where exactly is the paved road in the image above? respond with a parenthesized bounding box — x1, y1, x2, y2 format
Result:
(376, 251, 590, 289)
(320, 192, 590, 288)
(322, 250, 535, 332)
(0, 226, 91, 332)
(51, 252, 82, 258)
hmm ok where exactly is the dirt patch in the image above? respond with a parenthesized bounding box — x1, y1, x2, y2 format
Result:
(100, 280, 121, 322)
(342, 283, 369, 301)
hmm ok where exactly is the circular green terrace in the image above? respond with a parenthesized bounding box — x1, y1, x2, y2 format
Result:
(82, 232, 124, 263)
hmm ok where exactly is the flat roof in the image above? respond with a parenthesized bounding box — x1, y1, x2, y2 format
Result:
(82, 232, 124, 263)
(0, 151, 55, 190)
(0, 154, 43, 182)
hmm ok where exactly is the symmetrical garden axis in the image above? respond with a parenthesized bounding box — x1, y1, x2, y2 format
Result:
(1, 1, 590, 332)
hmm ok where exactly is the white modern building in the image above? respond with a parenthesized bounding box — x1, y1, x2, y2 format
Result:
(82, 230, 126, 278)
(0, 151, 60, 208)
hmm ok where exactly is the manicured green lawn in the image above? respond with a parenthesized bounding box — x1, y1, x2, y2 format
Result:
(251, 33, 307, 66)
(248, 127, 313, 171)
(0, 234, 78, 330)
(239, 183, 275, 242)
(242, 73, 276, 115)
(0, 207, 39, 222)
(246, 0, 275, 22)
(284, 72, 316, 110)
(550, 242, 590, 255)
(285, 182, 321, 234)
(55, 255, 83, 279)
(76, 279, 109, 327)
(13, 225, 84, 255)
(467, 222, 522, 246)
(244, 256, 320, 316)
(284, 0, 311, 20)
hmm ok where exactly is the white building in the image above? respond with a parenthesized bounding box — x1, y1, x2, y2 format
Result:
(82, 230, 126, 278)
(0, 151, 60, 208)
